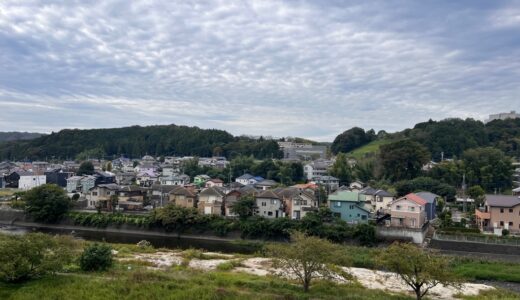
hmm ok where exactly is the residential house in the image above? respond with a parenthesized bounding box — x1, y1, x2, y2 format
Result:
(224, 185, 257, 217)
(115, 172, 136, 185)
(328, 191, 370, 224)
(45, 169, 74, 187)
(205, 178, 224, 188)
(66, 176, 84, 193)
(415, 192, 439, 221)
(136, 170, 159, 187)
(198, 187, 226, 215)
(349, 180, 365, 191)
(80, 175, 97, 194)
(475, 195, 520, 234)
(3, 171, 20, 188)
(360, 187, 395, 214)
(276, 187, 317, 220)
(256, 190, 285, 218)
(18, 171, 46, 190)
(303, 160, 332, 180)
(312, 175, 339, 192)
(169, 186, 197, 208)
(194, 175, 211, 187)
(86, 184, 120, 210)
(255, 179, 278, 191)
(118, 186, 145, 203)
(389, 194, 427, 229)
(236, 173, 263, 186)
(160, 174, 190, 186)
(161, 165, 177, 177)
(151, 184, 179, 207)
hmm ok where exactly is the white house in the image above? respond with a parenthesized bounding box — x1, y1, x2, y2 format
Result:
(18, 171, 46, 190)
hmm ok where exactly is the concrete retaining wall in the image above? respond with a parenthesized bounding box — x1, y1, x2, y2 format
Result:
(376, 225, 428, 244)
(429, 238, 520, 255)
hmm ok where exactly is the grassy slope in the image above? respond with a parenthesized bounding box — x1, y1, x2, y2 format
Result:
(0, 242, 518, 300)
(0, 268, 412, 300)
(346, 139, 394, 160)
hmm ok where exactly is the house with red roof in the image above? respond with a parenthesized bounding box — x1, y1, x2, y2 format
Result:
(389, 193, 427, 228)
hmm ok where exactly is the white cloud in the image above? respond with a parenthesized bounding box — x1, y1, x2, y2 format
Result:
(0, 0, 519, 141)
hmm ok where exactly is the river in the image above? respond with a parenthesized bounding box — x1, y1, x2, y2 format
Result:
(0, 225, 262, 254)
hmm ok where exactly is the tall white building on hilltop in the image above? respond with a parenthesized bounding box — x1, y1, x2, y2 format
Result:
(485, 111, 520, 123)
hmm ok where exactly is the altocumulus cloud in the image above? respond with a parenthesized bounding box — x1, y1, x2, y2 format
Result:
(0, 0, 519, 141)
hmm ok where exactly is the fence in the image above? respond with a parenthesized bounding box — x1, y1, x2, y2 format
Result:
(434, 232, 520, 246)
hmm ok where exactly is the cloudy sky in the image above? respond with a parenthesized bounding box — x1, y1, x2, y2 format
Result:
(0, 1, 519, 141)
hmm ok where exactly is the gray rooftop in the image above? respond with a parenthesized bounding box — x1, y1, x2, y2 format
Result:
(486, 195, 520, 207)
(415, 192, 440, 203)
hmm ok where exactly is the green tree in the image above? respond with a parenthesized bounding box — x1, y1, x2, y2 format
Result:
(77, 161, 95, 176)
(79, 243, 113, 272)
(152, 205, 200, 236)
(0, 233, 74, 282)
(378, 243, 459, 300)
(462, 147, 513, 192)
(266, 232, 341, 292)
(330, 153, 352, 185)
(467, 185, 485, 207)
(379, 140, 430, 182)
(230, 195, 256, 220)
(24, 184, 71, 223)
(331, 127, 376, 154)
(109, 194, 119, 213)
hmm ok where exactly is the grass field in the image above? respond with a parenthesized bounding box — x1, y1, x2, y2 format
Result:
(0, 267, 413, 300)
(1, 241, 519, 300)
(346, 139, 395, 160)
(0, 188, 18, 197)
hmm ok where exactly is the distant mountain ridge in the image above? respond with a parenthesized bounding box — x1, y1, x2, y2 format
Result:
(0, 132, 43, 143)
(0, 124, 282, 160)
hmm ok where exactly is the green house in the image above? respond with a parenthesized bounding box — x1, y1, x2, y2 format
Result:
(328, 191, 370, 224)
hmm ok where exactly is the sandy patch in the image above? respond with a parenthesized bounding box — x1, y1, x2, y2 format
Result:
(189, 259, 230, 270)
(118, 252, 494, 299)
(344, 267, 494, 300)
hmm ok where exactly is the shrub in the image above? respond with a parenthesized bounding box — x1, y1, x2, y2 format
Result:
(0, 233, 74, 283)
(79, 243, 113, 271)
(502, 229, 510, 236)
(24, 184, 71, 223)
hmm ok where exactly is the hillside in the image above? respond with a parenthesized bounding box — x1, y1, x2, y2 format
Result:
(0, 131, 42, 143)
(0, 124, 282, 160)
(337, 118, 520, 161)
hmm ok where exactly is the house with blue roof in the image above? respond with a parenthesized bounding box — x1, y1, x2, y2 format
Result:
(415, 192, 439, 220)
(328, 191, 370, 224)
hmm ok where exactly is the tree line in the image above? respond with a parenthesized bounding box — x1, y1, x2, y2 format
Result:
(0, 124, 283, 160)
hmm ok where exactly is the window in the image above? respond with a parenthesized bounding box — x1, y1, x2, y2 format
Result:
(500, 221, 504, 226)
(509, 209, 514, 213)
(500, 208, 504, 213)
(262, 202, 266, 207)
(267, 211, 273, 216)
(349, 205, 355, 210)
(271, 200, 277, 205)
(409, 206, 415, 212)
(396, 205, 401, 211)
(509, 222, 513, 227)
(335, 202, 341, 207)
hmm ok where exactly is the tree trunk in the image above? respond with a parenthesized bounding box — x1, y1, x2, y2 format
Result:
(415, 288, 422, 300)
(303, 279, 310, 292)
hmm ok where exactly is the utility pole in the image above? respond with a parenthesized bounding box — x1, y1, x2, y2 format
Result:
(462, 173, 467, 213)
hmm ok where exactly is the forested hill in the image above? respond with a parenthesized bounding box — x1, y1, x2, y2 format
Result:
(0, 132, 43, 143)
(0, 124, 282, 160)
(332, 118, 520, 160)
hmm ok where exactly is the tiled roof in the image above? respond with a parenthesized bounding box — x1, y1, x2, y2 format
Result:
(396, 193, 427, 206)
(486, 195, 520, 207)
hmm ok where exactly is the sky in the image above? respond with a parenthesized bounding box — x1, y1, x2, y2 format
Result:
(0, 0, 519, 142)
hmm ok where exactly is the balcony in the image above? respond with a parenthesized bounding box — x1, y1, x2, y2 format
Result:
(475, 209, 490, 220)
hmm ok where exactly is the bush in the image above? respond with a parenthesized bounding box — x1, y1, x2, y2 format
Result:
(502, 229, 510, 236)
(24, 184, 71, 223)
(353, 224, 377, 246)
(0, 233, 74, 283)
(79, 243, 113, 271)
